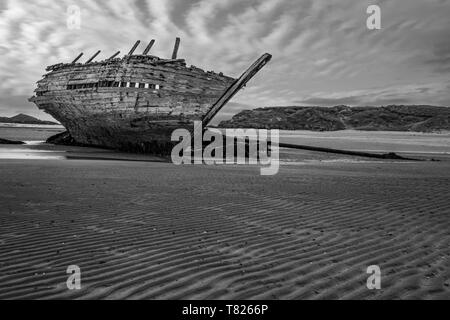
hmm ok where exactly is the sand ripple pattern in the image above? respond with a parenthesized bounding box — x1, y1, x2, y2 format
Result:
(0, 160, 449, 299)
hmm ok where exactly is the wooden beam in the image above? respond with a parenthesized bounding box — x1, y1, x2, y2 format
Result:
(142, 40, 155, 55)
(107, 51, 120, 60)
(85, 50, 101, 64)
(71, 52, 83, 64)
(171, 37, 180, 59)
(201, 53, 272, 128)
(155, 58, 185, 65)
(278, 143, 420, 160)
(128, 40, 140, 56)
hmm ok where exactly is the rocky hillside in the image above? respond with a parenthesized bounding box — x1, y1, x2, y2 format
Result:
(219, 105, 450, 132)
(0, 113, 58, 125)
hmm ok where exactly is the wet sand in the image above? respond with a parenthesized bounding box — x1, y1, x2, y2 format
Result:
(0, 155, 449, 299)
(279, 130, 450, 156)
(0, 124, 64, 142)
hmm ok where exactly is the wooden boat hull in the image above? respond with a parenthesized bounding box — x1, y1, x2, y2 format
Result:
(29, 47, 272, 155)
(30, 56, 235, 153)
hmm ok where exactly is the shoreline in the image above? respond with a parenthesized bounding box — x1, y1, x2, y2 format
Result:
(0, 123, 64, 129)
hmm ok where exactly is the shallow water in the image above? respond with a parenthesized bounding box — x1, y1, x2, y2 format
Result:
(0, 141, 165, 162)
(0, 125, 67, 159)
(0, 145, 67, 160)
(0, 125, 64, 142)
(279, 130, 450, 154)
(1, 127, 449, 161)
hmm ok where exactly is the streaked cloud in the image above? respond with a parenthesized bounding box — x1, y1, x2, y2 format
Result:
(0, 0, 449, 120)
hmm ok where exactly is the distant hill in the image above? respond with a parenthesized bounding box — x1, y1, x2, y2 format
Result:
(218, 105, 450, 132)
(0, 113, 58, 125)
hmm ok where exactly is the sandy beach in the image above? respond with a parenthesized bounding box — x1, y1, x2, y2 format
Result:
(0, 148, 449, 299)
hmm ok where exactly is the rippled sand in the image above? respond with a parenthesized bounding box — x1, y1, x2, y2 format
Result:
(0, 156, 449, 299)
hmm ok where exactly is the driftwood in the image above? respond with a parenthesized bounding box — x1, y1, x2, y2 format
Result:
(278, 142, 421, 161)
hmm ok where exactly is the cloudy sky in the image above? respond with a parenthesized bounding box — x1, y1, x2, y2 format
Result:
(0, 0, 449, 121)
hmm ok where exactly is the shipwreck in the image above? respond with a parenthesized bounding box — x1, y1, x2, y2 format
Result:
(29, 38, 272, 154)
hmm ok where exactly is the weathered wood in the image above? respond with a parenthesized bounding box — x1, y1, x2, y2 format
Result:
(85, 50, 101, 64)
(45, 63, 64, 71)
(107, 51, 120, 60)
(201, 53, 272, 128)
(31, 57, 235, 129)
(29, 45, 275, 155)
(171, 37, 181, 59)
(155, 59, 185, 65)
(142, 40, 155, 55)
(71, 52, 83, 64)
(128, 40, 141, 56)
(278, 142, 421, 161)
